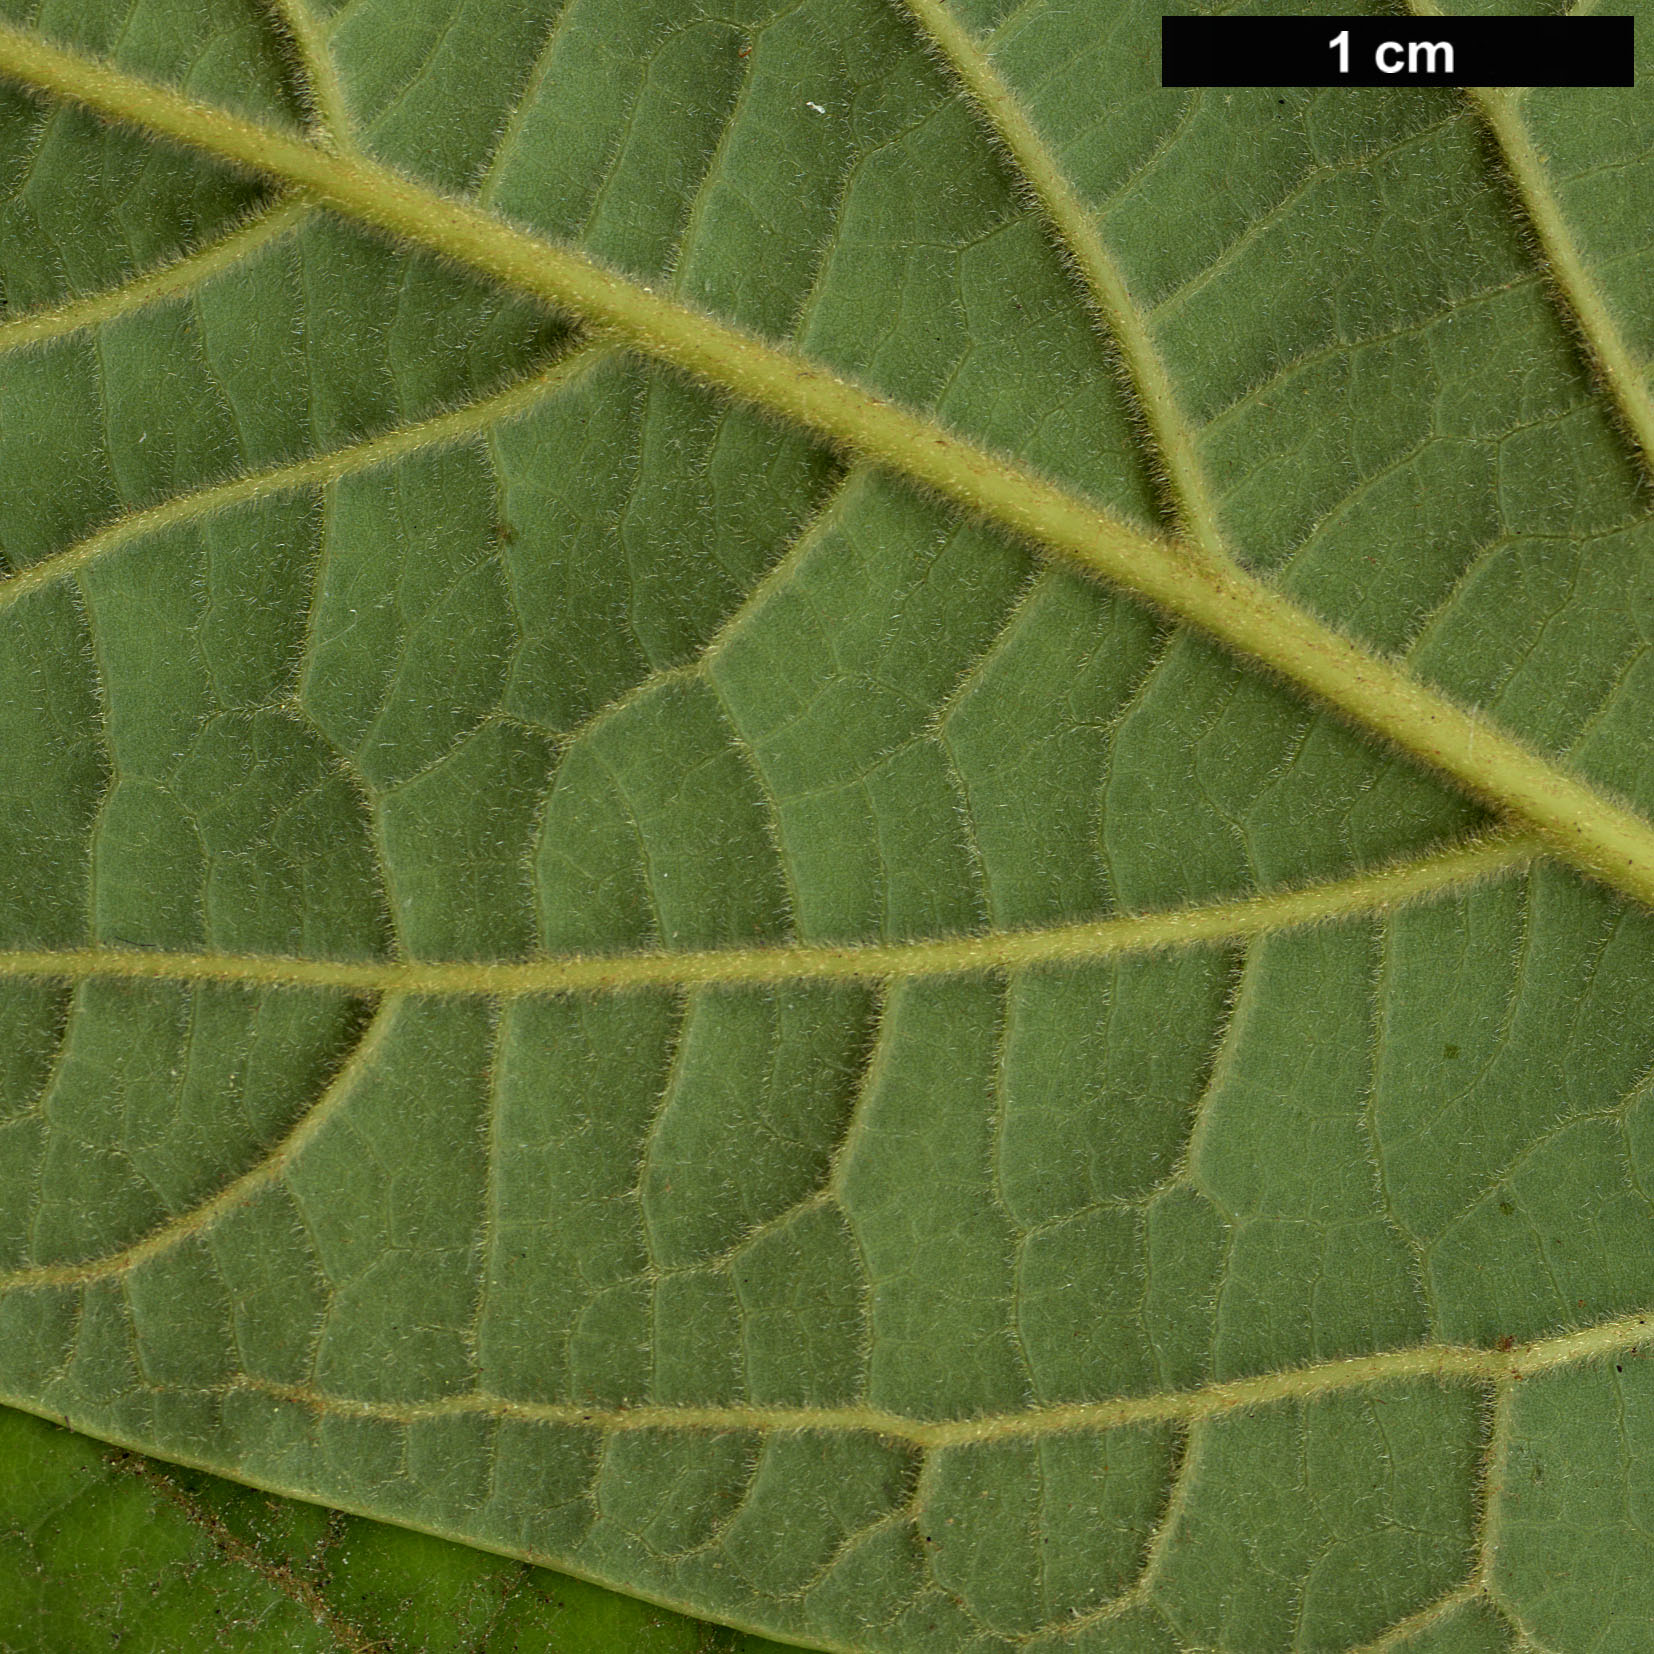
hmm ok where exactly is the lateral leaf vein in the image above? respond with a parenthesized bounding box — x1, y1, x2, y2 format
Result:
(2, 25, 1650, 908)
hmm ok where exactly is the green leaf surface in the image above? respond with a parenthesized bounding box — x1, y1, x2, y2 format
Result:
(1, 1, 1653, 1650)
(0, 1401, 789, 1652)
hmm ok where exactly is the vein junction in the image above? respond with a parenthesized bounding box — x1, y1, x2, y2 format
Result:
(896, 0, 1228, 556)
(4, 26, 1654, 913)
(0, 17, 1647, 1649)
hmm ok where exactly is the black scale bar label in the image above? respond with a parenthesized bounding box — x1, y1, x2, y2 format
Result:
(1162, 14, 1635, 88)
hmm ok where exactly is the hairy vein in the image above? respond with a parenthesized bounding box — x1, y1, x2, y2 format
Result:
(1480, 86, 1654, 479)
(161, 1304, 1654, 1447)
(0, 838, 1531, 1304)
(0, 338, 612, 612)
(1344, 1584, 1485, 1654)
(1344, 1382, 1510, 1652)
(896, 0, 1228, 554)
(1475, 1380, 1538, 1637)
(0, 832, 1536, 1001)
(1, 1000, 395, 1292)
(262, 0, 356, 153)
(1054, 1423, 1203, 1635)
(3, 27, 1652, 910)
(1408, 0, 1654, 481)
(0, 197, 310, 357)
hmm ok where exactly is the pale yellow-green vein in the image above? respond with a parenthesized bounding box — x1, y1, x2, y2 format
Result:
(0, 197, 310, 356)
(896, 0, 1229, 554)
(0, 338, 612, 612)
(1478, 85, 1654, 479)
(4, 28, 1654, 913)
(1053, 1419, 1205, 1635)
(0, 836, 1532, 1303)
(1, 998, 397, 1293)
(1476, 1380, 1533, 1636)
(1343, 1382, 1511, 1652)
(262, 0, 355, 152)
(1408, 0, 1654, 481)
(1, 1306, 1648, 1612)
(119, 1304, 1654, 1448)
(0, 832, 1537, 1002)
(1344, 1589, 1487, 1654)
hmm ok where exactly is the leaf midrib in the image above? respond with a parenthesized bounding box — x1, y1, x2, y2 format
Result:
(5, 24, 1654, 913)
(3, 22, 1641, 1654)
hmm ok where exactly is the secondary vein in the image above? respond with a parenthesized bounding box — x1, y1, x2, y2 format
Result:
(1408, 0, 1654, 483)
(0, 998, 397, 1293)
(3, 27, 1654, 911)
(0, 339, 613, 612)
(0, 197, 310, 357)
(116, 1303, 1654, 1446)
(896, 0, 1229, 555)
(262, 0, 356, 154)
(0, 833, 1536, 1002)
(0, 836, 1531, 1305)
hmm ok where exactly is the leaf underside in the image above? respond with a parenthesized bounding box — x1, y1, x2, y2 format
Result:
(2, 1, 1654, 1651)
